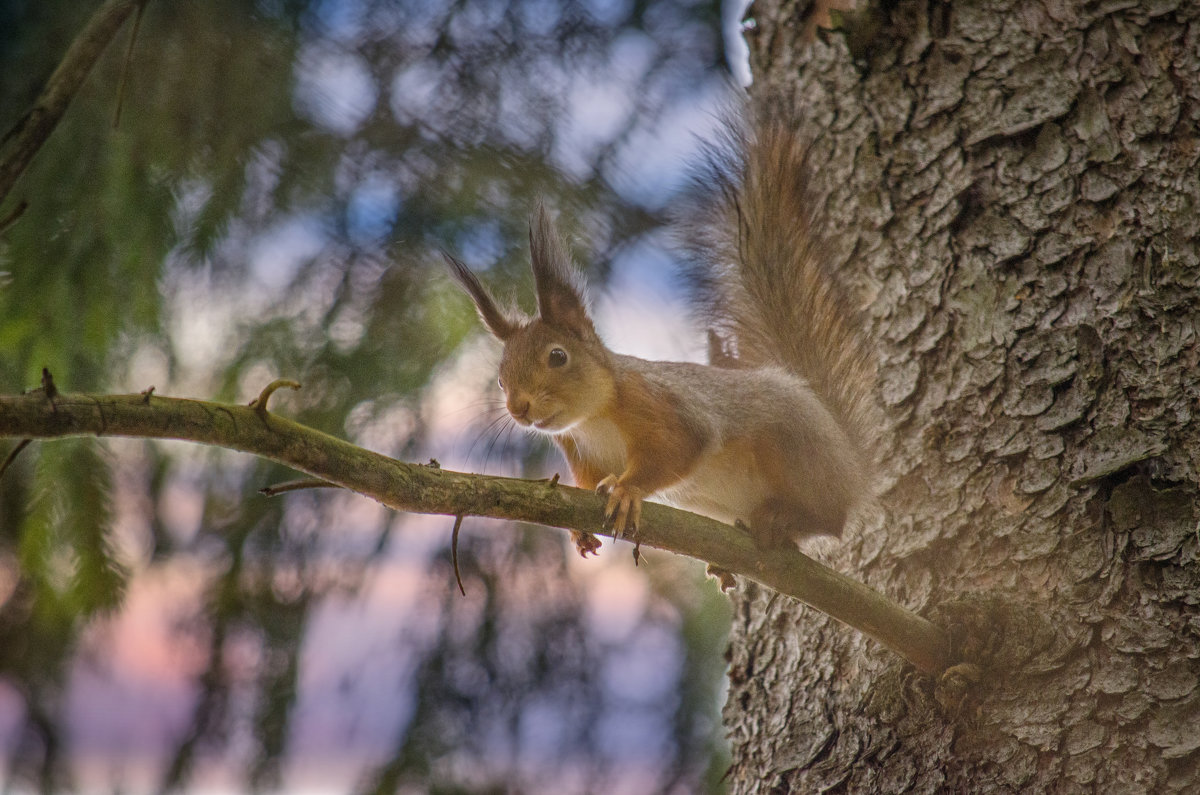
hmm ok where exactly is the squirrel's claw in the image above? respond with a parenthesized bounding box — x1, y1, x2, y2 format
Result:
(570, 530, 602, 558)
(597, 475, 642, 539)
(706, 563, 737, 592)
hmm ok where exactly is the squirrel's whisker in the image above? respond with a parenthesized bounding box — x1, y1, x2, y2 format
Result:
(444, 109, 877, 558)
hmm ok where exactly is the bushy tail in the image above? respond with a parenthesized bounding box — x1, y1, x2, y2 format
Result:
(678, 111, 877, 457)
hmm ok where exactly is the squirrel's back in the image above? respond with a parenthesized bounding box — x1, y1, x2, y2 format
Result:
(678, 112, 878, 472)
(447, 117, 879, 548)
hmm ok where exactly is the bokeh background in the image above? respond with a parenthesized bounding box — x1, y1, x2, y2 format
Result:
(0, 1, 750, 792)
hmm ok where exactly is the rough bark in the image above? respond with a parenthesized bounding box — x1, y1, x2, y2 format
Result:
(725, 1, 1200, 792)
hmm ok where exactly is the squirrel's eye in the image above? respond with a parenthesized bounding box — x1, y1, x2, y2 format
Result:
(497, 376, 505, 390)
(548, 348, 568, 368)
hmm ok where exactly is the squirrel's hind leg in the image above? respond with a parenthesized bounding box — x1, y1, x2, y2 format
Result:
(748, 498, 845, 549)
(570, 530, 602, 557)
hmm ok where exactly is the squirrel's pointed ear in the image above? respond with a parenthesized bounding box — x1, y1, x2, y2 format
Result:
(529, 202, 595, 337)
(443, 251, 521, 340)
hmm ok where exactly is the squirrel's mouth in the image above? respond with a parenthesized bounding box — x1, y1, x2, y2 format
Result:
(531, 412, 560, 430)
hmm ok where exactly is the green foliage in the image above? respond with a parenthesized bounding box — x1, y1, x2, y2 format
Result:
(0, 0, 732, 791)
(21, 439, 126, 620)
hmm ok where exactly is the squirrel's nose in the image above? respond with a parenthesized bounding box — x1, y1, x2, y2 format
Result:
(508, 395, 531, 422)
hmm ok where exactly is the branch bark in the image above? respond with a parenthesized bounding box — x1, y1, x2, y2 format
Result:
(0, 389, 952, 675)
(0, 0, 142, 205)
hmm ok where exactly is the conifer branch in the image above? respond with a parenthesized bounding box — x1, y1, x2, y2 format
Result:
(0, 0, 143, 205)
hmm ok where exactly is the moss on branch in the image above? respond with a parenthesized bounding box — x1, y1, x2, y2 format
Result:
(0, 388, 952, 674)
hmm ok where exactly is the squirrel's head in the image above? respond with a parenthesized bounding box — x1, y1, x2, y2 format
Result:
(444, 202, 614, 434)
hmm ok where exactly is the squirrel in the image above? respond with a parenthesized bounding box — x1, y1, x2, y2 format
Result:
(443, 113, 877, 561)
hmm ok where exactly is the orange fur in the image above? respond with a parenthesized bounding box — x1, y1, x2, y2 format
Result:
(602, 370, 705, 495)
(556, 435, 607, 490)
(447, 136, 878, 553)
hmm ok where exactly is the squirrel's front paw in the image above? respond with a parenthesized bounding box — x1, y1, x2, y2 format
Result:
(596, 475, 643, 539)
(570, 530, 602, 558)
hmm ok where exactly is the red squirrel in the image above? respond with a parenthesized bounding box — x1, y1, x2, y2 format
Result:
(444, 118, 877, 559)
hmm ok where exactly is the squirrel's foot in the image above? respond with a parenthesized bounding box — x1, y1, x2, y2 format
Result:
(596, 475, 642, 539)
(705, 564, 737, 592)
(570, 530, 602, 558)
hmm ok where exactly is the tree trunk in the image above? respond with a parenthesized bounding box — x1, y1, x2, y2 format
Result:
(725, 1, 1200, 791)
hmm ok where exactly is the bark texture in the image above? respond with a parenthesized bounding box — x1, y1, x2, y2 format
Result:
(725, 1, 1200, 791)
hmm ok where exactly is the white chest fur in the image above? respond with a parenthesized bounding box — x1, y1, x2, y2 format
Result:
(564, 417, 627, 476)
(566, 415, 767, 527)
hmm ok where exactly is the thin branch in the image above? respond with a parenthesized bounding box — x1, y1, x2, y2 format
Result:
(259, 478, 339, 497)
(111, 0, 147, 129)
(0, 0, 142, 205)
(0, 438, 32, 480)
(0, 390, 953, 675)
(0, 200, 28, 233)
(249, 379, 301, 412)
(451, 514, 466, 596)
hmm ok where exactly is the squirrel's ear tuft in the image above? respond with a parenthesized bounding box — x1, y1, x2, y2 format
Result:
(442, 251, 522, 340)
(529, 201, 595, 338)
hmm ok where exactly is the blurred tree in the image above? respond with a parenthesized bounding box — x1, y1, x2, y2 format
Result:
(0, 0, 733, 792)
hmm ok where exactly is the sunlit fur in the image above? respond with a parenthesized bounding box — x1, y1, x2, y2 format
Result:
(495, 323, 615, 434)
(447, 124, 878, 548)
(680, 110, 879, 457)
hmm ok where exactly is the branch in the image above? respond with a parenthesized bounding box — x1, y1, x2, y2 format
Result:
(0, 389, 952, 675)
(0, 0, 143, 205)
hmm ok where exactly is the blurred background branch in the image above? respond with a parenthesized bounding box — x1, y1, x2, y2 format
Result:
(0, 0, 142, 204)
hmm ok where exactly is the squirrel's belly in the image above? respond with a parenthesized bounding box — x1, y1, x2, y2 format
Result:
(658, 441, 769, 526)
